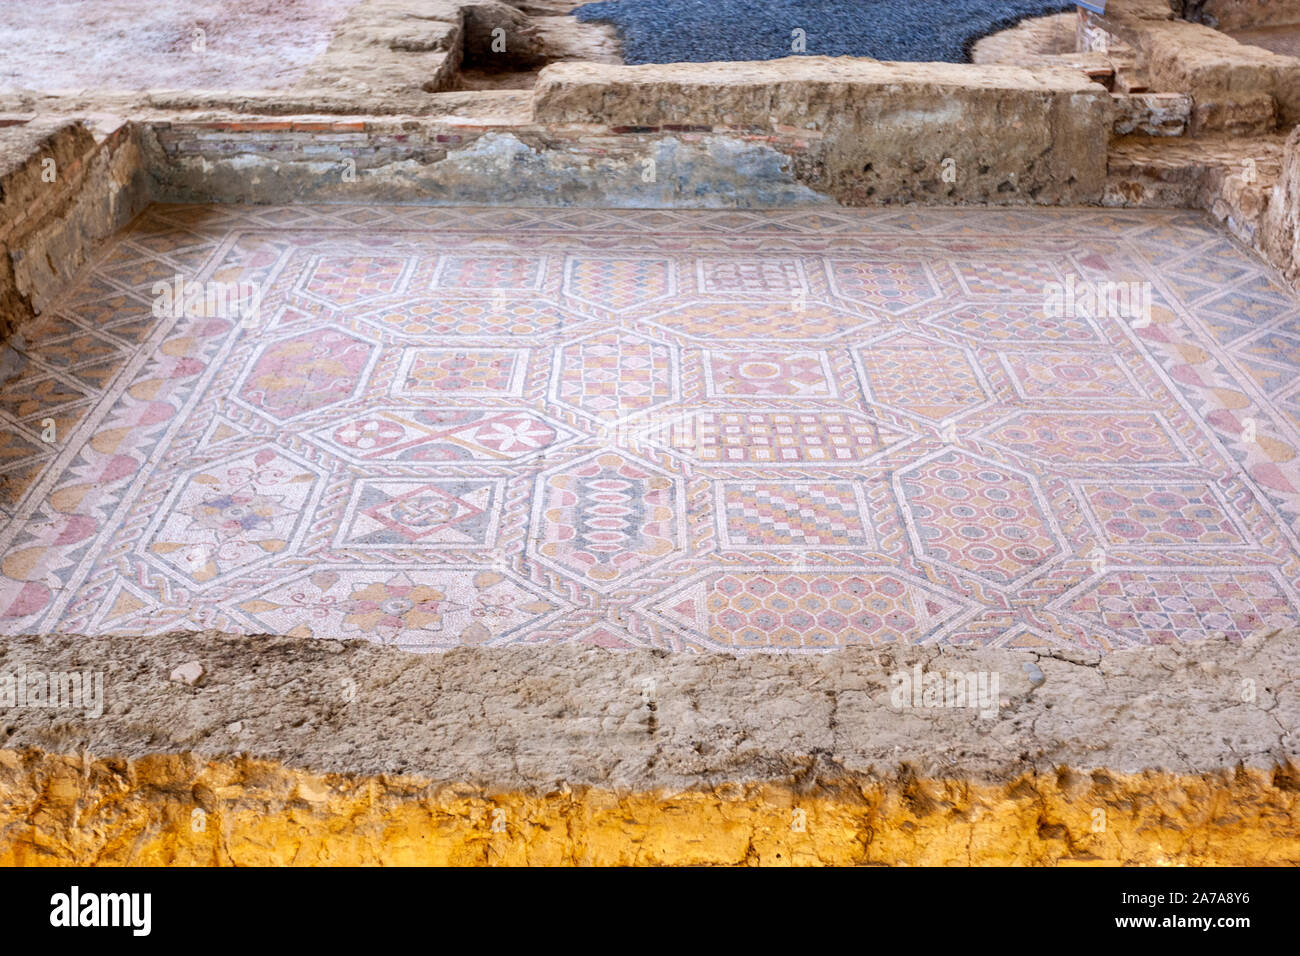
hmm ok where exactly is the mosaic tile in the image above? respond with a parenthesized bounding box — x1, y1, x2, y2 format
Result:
(856, 335, 990, 421)
(0, 370, 88, 421)
(360, 297, 571, 338)
(1077, 481, 1252, 549)
(299, 255, 413, 306)
(394, 347, 528, 398)
(925, 304, 1105, 344)
(238, 567, 564, 649)
(551, 331, 676, 423)
(531, 450, 683, 590)
(981, 412, 1190, 466)
(3, 205, 1300, 652)
(695, 257, 807, 295)
(1062, 569, 1296, 645)
(1201, 289, 1296, 326)
(647, 409, 908, 467)
(309, 408, 575, 463)
(236, 330, 377, 421)
(1234, 330, 1300, 373)
(646, 568, 965, 649)
(898, 450, 1062, 586)
(717, 481, 876, 551)
(432, 254, 546, 292)
(145, 447, 321, 586)
(562, 255, 675, 314)
(824, 258, 939, 313)
(644, 301, 875, 341)
(951, 259, 1062, 296)
(703, 349, 837, 398)
(336, 478, 502, 548)
(999, 350, 1146, 400)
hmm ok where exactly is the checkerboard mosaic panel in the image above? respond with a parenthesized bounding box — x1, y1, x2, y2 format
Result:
(4, 203, 1300, 653)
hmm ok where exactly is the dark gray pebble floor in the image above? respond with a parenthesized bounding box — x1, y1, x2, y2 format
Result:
(574, 0, 1076, 64)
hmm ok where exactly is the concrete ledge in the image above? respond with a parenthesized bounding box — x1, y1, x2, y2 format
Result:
(1, 629, 1296, 864)
(532, 57, 1110, 126)
(534, 58, 1112, 204)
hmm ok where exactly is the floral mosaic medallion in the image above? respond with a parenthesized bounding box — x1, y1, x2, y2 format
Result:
(4, 205, 1300, 653)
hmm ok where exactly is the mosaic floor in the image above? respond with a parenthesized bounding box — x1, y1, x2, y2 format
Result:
(4, 204, 1300, 653)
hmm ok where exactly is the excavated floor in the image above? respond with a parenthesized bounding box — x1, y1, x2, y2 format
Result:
(4, 204, 1300, 653)
(0, 0, 366, 93)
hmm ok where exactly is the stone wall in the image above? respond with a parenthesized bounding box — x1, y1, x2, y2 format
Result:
(0, 54, 1112, 348)
(3, 46, 1300, 341)
(1089, 0, 1300, 131)
(1260, 124, 1300, 283)
(1111, 126, 1300, 291)
(0, 118, 150, 344)
(1186, 0, 1300, 30)
(1112, 91, 1193, 133)
(142, 116, 830, 207)
(1106, 133, 1285, 242)
(136, 57, 1115, 209)
(534, 58, 1114, 205)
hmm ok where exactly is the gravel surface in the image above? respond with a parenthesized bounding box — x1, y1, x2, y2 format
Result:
(574, 0, 1077, 64)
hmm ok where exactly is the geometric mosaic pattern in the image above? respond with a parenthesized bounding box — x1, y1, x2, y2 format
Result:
(650, 568, 964, 649)
(299, 255, 412, 307)
(337, 478, 501, 548)
(898, 450, 1061, 587)
(703, 349, 837, 398)
(552, 330, 676, 423)
(532, 450, 682, 590)
(1077, 482, 1251, 549)
(236, 330, 376, 421)
(309, 408, 575, 464)
(718, 481, 876, 550)
(856, 334, 990, 422)
(981, 411, 1190, 467)
(825, 258, 939, 314)
(4, 204, 1300, 654)
(999, 350, 1146, 400)
(1060, 569, 1295, 646)
(394, 347, 528, 397)
(667, 410, 907, 466)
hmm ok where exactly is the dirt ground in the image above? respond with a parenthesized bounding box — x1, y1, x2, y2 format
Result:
(1229, 24, 1300, 59)
(0, 0, 364, 93)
